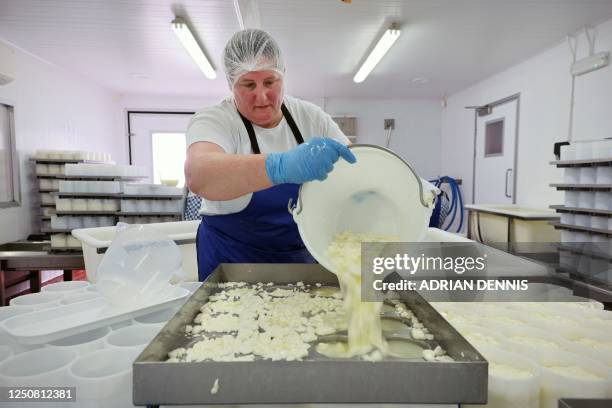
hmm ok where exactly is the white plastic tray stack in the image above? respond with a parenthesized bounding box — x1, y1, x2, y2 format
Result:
(0, 280, 194, 408)
(64, 163, 146, 178)
(118, 183, 184, 224)
(59, 180, 121, 194)
(123, 183, 183, 196)
(35, 150, 112, 161)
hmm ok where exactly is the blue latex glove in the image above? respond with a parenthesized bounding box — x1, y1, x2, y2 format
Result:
(265, 137, 357, 184)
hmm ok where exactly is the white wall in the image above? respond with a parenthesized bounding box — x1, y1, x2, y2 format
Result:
(325, 98, 442, 180)
(0, 41, 120, 244)
(441, 17, 612, 209)
(111, 94, 220, 165)
(115, 95, 443, 181)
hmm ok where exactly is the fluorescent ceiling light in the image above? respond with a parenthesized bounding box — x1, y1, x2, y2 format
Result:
(353, 24, 401, 83)
(171, 17, 216, 79)
(233, 0, 261, 29)
(233, 0, 245, 29)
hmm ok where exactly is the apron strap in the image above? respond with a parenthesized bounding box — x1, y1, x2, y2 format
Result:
(237, 102, 304, 154)
(281, 103, 305, 145)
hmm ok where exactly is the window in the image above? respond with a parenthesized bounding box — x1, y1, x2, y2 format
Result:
(151, 132, 186, 187)
(484, 118, 504, 157)
(0, 102, 20, 207)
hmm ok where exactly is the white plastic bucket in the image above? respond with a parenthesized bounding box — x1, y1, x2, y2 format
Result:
(68, 348, 139, 408)
(72, 220, 199, 282)
(291, 145, 436, 272)
(47, 326, 110, 354)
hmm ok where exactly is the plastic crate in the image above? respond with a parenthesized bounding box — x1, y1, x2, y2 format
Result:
(72, 221, 199, 282)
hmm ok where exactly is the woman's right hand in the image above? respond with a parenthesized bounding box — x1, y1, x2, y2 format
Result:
(265, 137, 357, 185)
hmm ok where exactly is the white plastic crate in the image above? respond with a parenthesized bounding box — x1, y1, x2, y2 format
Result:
(72, 221, 199, 282)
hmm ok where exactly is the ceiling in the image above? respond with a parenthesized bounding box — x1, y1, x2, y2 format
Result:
(1, 0, 612, 100)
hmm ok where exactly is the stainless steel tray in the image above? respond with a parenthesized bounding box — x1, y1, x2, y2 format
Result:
(133, 264, 487, 406)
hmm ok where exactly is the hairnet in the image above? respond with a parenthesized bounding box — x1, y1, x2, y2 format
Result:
(223, 29, 285, 88)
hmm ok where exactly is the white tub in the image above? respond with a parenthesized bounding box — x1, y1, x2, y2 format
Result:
(466, 346, 540, 408)
(536, 349, 611, 407)
(67, 348, 139, 408)
(72, 220, 199, 282)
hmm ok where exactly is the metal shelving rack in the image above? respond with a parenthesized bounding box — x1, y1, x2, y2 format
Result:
(32, 156, 184, 253)
(549, 155, 612, 293)
(32, 156, 98, 244)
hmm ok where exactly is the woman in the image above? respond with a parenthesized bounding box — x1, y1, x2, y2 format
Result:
(185, 29, 356, 281)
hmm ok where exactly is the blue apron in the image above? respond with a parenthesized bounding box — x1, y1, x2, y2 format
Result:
(196, 103, 315, 281)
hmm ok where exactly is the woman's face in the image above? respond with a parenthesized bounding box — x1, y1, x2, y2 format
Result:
(233, 70, 284, 128)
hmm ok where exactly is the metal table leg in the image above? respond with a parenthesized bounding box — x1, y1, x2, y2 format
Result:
(0, 271, 6, 306)
(29, 270, 42, 293)
(466, 210, 473, 239)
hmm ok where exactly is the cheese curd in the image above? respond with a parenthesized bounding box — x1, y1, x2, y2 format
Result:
(168, 283, 345, 362)
(321, 231, 396, 357)
(168, 232, 448, 363)
(319, 231, 439, 360)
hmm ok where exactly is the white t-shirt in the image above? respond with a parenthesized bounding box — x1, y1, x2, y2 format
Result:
(186, 95, 349, 215)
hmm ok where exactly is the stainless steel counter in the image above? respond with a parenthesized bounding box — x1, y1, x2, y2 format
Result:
(0, 243, 84, 305)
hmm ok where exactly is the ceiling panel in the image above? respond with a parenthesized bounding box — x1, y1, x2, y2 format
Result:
(1, 0, 611, 99)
